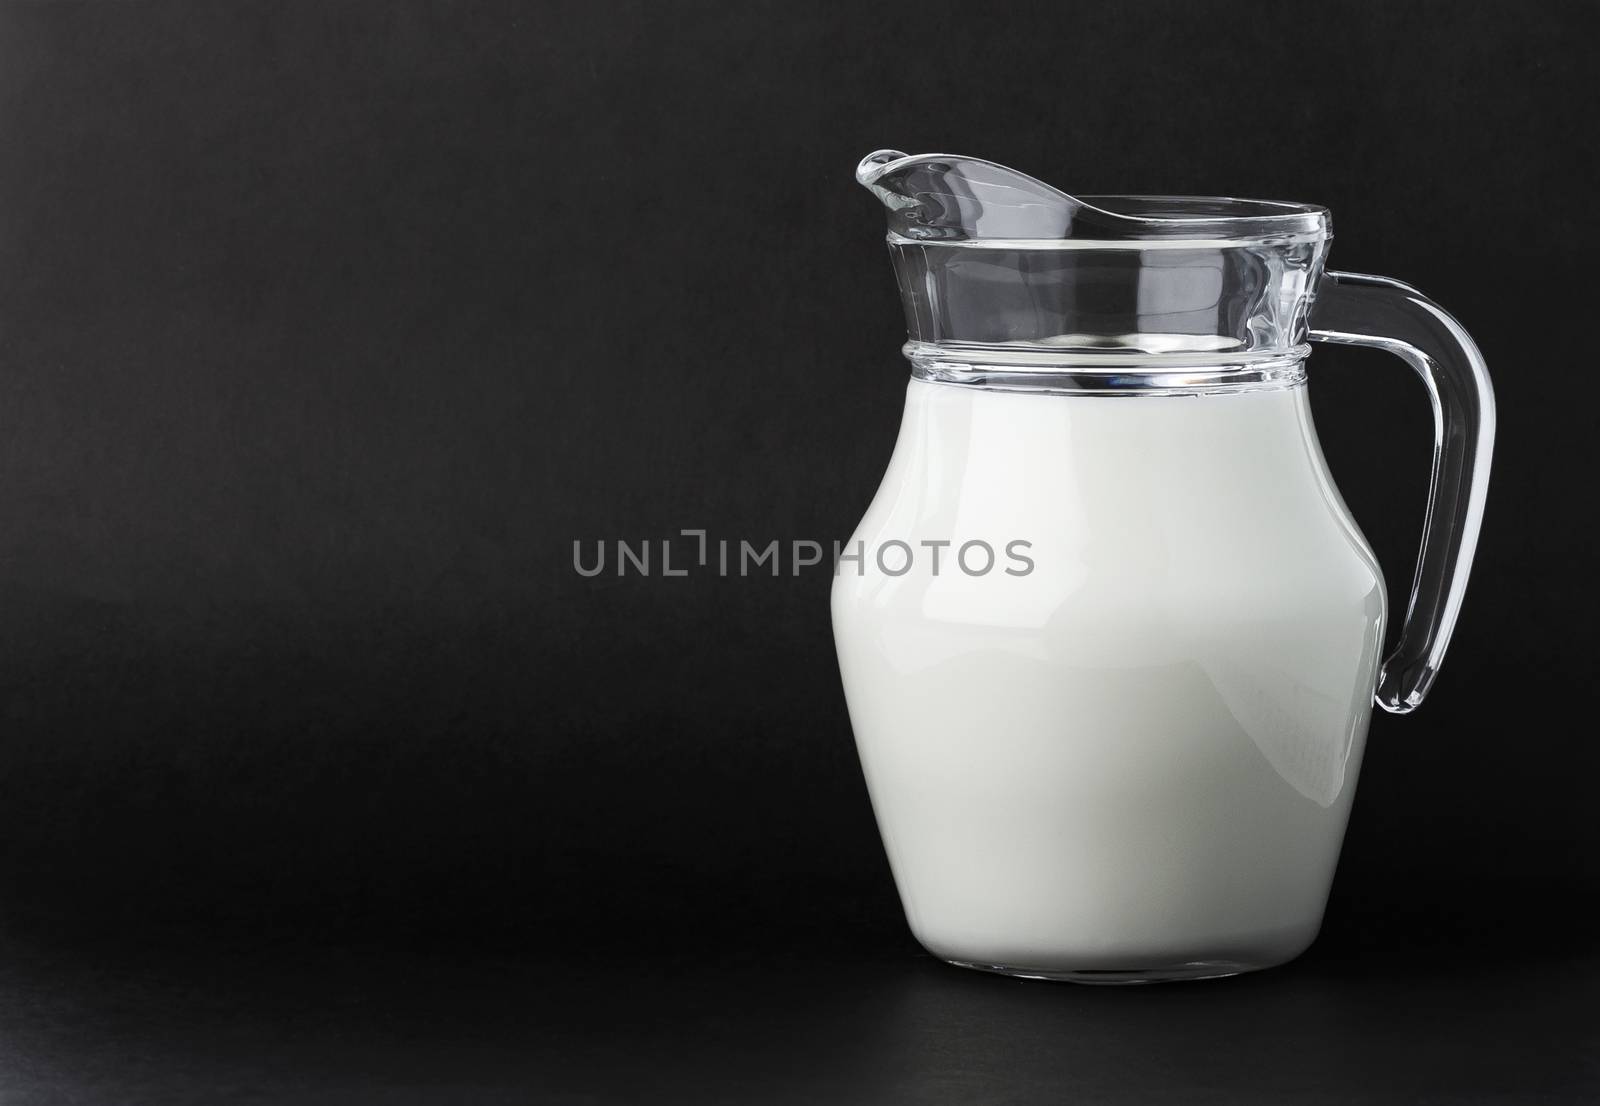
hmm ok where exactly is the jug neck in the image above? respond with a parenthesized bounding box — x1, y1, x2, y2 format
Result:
(859, 150, 1331, 395)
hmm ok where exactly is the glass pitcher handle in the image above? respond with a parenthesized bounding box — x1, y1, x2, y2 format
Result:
(1309, 271, 1496, 715)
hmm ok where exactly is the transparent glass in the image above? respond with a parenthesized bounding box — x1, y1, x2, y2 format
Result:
(835, 150, 1494, 982)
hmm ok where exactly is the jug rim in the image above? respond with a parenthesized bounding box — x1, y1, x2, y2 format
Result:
(858, 149, 1331, 246)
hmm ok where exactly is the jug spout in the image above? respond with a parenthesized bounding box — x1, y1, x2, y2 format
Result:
(857, 149, 1158, 241)
(855, 149, 1097, 241)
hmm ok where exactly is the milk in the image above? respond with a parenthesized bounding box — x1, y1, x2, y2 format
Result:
(832, 378, 1386, 981)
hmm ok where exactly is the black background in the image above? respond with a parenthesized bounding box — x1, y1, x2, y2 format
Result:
(1, 1, 1597, 1102)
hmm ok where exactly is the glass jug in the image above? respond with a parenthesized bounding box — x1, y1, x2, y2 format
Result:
(832, 150, 1494, 983)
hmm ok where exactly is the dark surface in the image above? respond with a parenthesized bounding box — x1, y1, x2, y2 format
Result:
(3, 912, 1598, 1105)
(1, 0, 1598, 1101)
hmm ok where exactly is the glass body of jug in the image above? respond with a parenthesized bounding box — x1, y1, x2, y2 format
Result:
(832, 151, 1494, 983)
